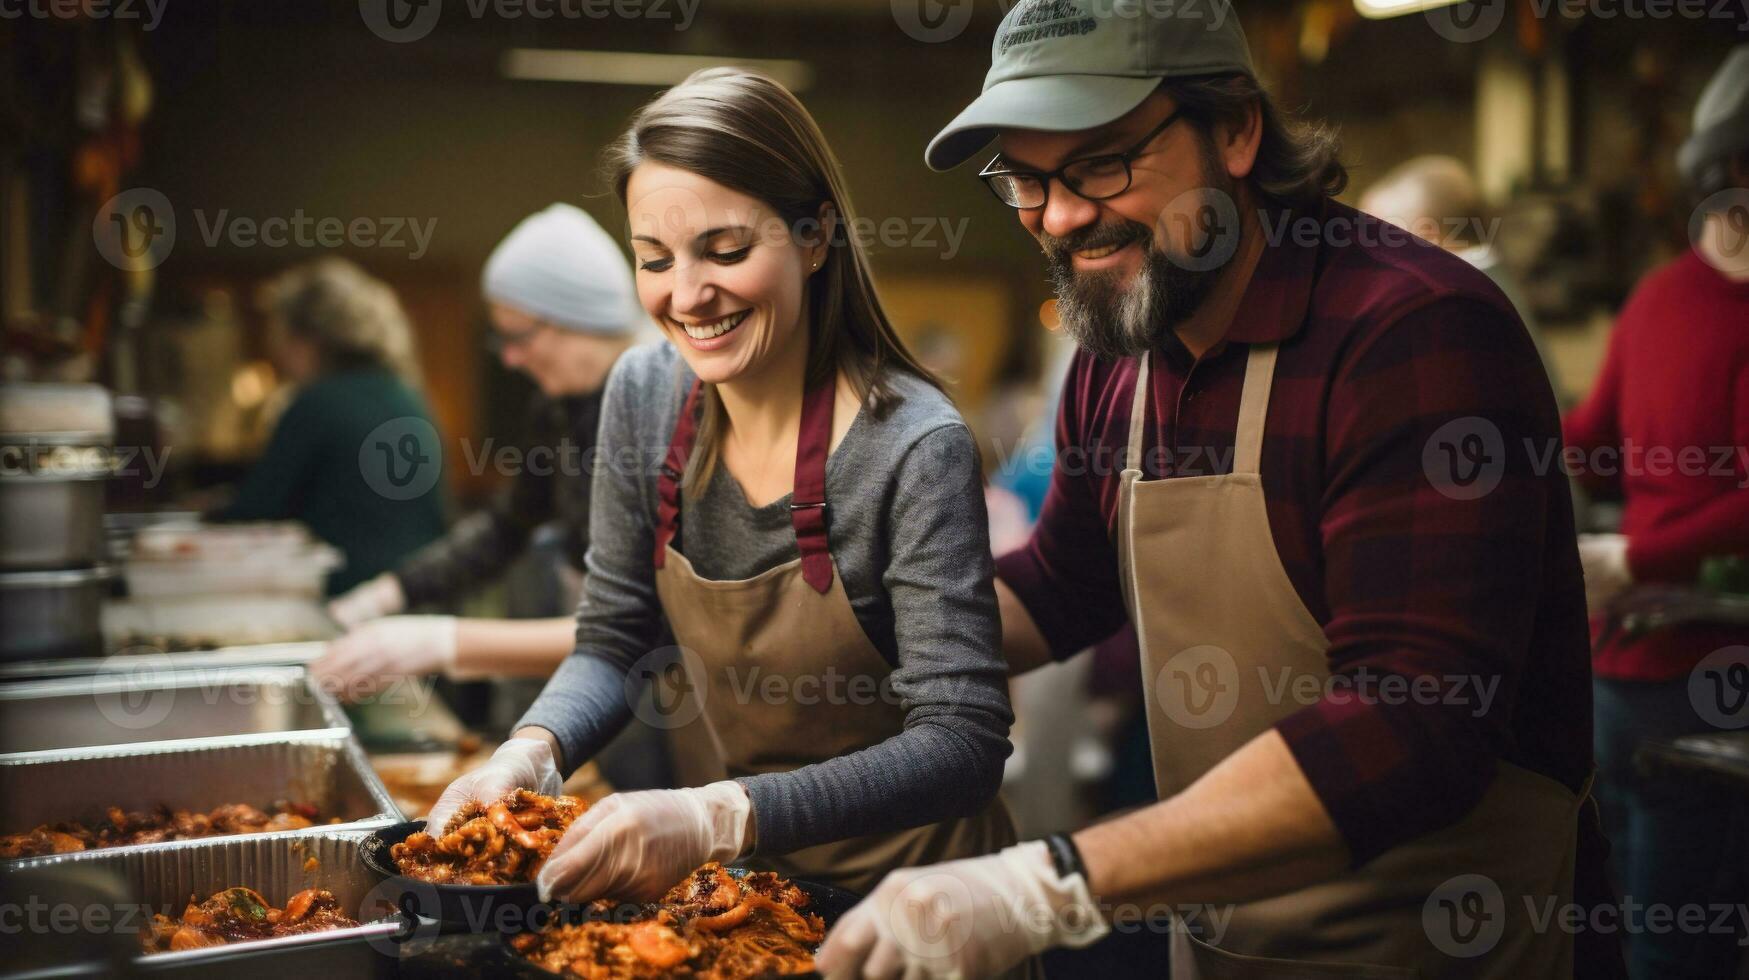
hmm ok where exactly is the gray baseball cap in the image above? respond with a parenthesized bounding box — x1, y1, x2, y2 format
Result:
(925, 0, 1254, 172)
(1677, 46, 1749, 186)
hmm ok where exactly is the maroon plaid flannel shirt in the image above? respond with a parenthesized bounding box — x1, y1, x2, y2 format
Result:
(999, 200, 1618, 974)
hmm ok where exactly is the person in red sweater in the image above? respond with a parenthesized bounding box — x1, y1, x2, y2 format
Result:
(1563, 45, 1749, 980)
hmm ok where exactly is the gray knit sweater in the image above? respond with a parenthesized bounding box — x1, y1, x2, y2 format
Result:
(518, 341, 1013, 855)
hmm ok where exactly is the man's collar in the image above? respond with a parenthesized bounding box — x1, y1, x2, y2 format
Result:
(1219, 198, 1324, 345)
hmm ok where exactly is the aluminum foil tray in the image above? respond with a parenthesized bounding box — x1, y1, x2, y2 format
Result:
(0, 735, 401, 861)
(0, 666, 348, 756)
(4, 830, 401, 977)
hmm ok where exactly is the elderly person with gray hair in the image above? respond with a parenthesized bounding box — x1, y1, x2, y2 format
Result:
(314, 204, 646, 689)
(1359, 154, 1562, 400)
(214, 257, 446, 595)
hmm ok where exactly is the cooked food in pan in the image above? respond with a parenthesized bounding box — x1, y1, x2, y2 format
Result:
(140, 886, 359, 953)
(391, 789, 586, 885)
(0, 801, 328, 858)
(510, 863, 825, 979)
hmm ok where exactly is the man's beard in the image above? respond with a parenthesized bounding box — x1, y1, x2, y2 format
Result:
(1043, 163, 1239, 360)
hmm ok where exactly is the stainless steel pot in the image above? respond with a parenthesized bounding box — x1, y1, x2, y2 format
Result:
(0, 383, 115, 570)
(0, 457, 109, 570)
(0, 565, 114, 661)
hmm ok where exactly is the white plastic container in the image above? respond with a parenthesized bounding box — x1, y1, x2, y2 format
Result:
(123, 546, 341, 599)
(122, 521, 341, 599)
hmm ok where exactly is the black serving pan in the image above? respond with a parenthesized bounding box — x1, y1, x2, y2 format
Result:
(498, 866, 859, 980)
(363, 819, 554, 933)
(362, 819, 860, 937)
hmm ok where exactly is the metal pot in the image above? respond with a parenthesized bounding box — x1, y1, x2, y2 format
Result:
(0, 384, 115, 571)
(0, 566, 114, 661)
(0, 458, 109, 570)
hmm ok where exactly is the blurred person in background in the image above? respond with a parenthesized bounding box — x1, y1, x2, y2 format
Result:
(1359, 154, 1565, 402)
(314, 203, 643, 691)
(211, 257, 445, 595)
(1563, 46, 1749, 980)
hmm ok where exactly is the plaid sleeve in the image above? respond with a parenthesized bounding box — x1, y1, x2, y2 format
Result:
(1277, 295, 1565, 864)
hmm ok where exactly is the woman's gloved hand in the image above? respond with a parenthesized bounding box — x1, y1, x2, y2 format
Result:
(425, 737, 563, 833)
(326, 572, 406, 629)
(310, 615, 456, 697)
(535, 782, 751, 903)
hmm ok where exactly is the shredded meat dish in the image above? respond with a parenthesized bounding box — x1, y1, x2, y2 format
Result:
(0, 801, 325, 858)
(391, 789, 586, 885)
(510, 863, 826, 979)
(139, 887, 359, 953)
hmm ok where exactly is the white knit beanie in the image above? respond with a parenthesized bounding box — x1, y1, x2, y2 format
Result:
(481, 203, 645, 335)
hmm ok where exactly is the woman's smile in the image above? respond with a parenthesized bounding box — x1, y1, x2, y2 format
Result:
(671, 309, 752, 351)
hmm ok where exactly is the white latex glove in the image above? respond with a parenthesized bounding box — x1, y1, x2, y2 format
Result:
(326, 573, 406, 629)
(310, 615, 456, 696)
(817, 841, 1110, 980)
(1579, 533, 1633, 613)
(535, 781, 750, 904)
(425, 737, 563, 834)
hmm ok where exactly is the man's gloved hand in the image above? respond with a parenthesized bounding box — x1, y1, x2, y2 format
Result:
(1578, 533, 1633, 613)
(425, 737, 563, 834)
(311, 615, 456, 698)
(535, 782, 751, 903)
(817, 841, 1110, 980)
(326, 573, 407, 629)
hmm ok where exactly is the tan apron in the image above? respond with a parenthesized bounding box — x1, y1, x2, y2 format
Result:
(1119, 344, 1591, 979)
(650, 377, 1016, 897)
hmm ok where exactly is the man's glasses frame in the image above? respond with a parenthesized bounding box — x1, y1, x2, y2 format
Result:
(978, 108, 1186, 211)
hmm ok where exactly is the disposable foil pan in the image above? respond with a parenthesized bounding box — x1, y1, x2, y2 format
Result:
(0, 666, 349, 757)
(0, 735, 401, 862)
(0, 642, 326, 683)
(3, 830, 400, 977)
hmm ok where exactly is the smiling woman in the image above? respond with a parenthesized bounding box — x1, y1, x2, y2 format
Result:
(422, 68, 1024, 928)
(604, 67, 942, 496)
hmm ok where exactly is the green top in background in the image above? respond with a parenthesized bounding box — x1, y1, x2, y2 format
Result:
(215, 367, 447, 595)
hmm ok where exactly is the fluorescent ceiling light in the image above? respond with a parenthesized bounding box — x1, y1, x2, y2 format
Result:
(502, 48, 814, 91)
(1354, 0, 1468, 17)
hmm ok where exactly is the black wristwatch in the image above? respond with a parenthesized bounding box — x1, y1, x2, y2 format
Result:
(1042, 832, 1088, 881)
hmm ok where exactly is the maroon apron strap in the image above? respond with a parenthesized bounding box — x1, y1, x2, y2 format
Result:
(653, 378, 704, 569)
(791, 379, 836, 594)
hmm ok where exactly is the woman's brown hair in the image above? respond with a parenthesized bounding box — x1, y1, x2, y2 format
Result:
(602, 67, 943, 494)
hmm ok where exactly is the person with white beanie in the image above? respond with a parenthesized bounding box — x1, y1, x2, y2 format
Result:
(315, 203, 647, 690)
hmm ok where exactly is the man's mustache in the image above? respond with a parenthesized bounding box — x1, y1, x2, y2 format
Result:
(1041, 221, 1154, 266)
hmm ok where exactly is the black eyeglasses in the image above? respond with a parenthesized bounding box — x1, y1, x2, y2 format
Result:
(978, 108, 1185, 211)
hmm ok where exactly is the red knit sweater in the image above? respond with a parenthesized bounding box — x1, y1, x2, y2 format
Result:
(1564, 248, 1749, 681)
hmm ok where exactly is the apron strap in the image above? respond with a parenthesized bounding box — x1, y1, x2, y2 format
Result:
(791, 379, 837, 594)
(1123, 344, 1279, 478)
(1124, 352, 1152, 475)
(653, 378, 705, 570)
(1233, 343, 1278, 476)
(652, 374, 837, 595)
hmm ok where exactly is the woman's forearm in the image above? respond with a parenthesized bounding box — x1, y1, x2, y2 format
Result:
(453, 617, 577, 677)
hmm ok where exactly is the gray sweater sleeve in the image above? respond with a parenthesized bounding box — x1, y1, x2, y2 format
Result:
(516, 359, 665, 771)
(738, 422, 1013, 855)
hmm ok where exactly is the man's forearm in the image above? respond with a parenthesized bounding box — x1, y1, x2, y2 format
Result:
(996, 577, 1053, 676)
(1076, 729, 1349, 913)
